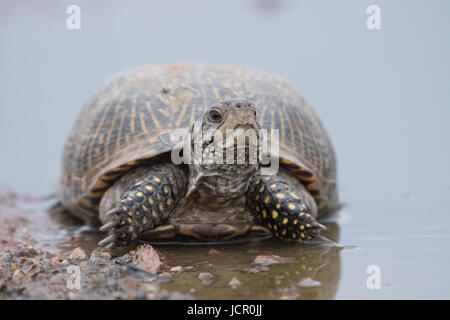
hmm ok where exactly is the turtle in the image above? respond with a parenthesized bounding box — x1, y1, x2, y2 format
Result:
(58, 64, 338, 248)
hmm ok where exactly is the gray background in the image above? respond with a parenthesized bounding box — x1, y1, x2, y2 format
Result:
(1, 0, 449, 298)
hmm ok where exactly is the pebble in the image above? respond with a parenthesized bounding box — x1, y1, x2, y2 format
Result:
(198, 272, 214, 281)
(208, 249, 221, 255)
(159, 272, 173, 280)
(131, 244, 162, 274)
(228, 277, 242, 290)
(169, 266, 183, 273)
(69, 247, 87, 261)
(296, 277, 322, 288)
(253, 255, 294, 266)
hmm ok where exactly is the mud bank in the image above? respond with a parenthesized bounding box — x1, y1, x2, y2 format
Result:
(0, 187, 192, 299)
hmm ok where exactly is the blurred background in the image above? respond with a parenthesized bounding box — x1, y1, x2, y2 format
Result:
(1, 0, 449, 299)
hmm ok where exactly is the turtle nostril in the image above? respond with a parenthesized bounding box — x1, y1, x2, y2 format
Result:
(236, 103, 242, 108)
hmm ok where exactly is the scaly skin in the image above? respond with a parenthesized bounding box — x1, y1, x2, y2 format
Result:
(98, 164, 186, 248)
(246, 175, 326, 241)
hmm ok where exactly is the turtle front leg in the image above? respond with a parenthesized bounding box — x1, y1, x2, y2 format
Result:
(98, 164, 187, 248)
(246, 174, 326, 242)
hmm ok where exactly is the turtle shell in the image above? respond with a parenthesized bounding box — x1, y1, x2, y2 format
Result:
(58, 64, 338, 222)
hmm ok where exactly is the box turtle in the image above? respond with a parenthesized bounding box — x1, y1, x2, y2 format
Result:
(58, 64, 338, 248)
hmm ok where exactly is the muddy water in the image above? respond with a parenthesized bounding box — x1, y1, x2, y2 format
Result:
(1, 1, 450, 299)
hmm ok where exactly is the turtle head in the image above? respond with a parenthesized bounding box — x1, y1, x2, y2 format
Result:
(186, 98, 261, 198)
(200, 98, 260, 151)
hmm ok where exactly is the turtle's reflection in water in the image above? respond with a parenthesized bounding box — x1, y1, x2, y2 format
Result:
(158, 221, 341, 300)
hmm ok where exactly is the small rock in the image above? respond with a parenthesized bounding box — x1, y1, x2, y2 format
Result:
(241, 267, 260, 274)
(198, 272, 214, 281)
(132, 244, 162, 274)
(296, 277, 322, 288)
(159, 272, 173, 280)
(202, 279, 213, 285)
(17, 244, 38, 257)
(12, 269, 31, 285)
(69, 247, 87, 261)
(253, 255, 294, 266)
(50, 257, 61, 267)
(90, 274, 100, 282)
(208, 249, 221, 255)
(169, 266, 183, 273)
(228, 277, 242, 290)
(197, 272, 214, 285)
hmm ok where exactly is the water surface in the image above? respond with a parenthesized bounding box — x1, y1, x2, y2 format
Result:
(1, 0, 449, 299)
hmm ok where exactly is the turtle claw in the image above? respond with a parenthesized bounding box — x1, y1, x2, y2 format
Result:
(314, 222, 327, 231)
(105, 207, 120, 217)
(99, 221, 118, 232)
(105, 242, 116, 249)
(98, 234, 116, 247)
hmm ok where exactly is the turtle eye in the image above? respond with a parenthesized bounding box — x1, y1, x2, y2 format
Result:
(208, 109, 223, 122)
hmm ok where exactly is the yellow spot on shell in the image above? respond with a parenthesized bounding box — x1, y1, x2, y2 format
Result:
(258, 185, 265, 192)
(293, 219, 298, 225)
(152, 210, 157, 217)
(299, 212, 304, 217)
(267, 222, 272, 229)
(127, 217, 132, 223)
(272, 210, 279, 219)
(148, 198, 154, 205)
(163, 186, 169, 194)
(275, 203, 281, 209)
(255, 206, 260, 212)
(142, 205, 147, 211)
(159, 204, 164, 211)
(262, 210, 267, 219)
(288, 203, 296, 210)
(264, 196, 270, 204)
(292, 233, 296, 239)
(276, 193, 285, 199)
(306, 223, 311, 228)
(255, 195, 259, 201)
(281, 229, 287, 236)
(300, 232, 305, 238)
(274, 224, 278, 231)
(167, 199, 172, 206)
(128, 226, 134, 232)
(136, 192, 143, 197)
(300, 225, 305, 230)
(145, 186, 153, 191)
(270, 184, 277, 189)
(143, 217, 148, 224)
(282, 218, 288, 225)
(153, 177, 161, 183)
